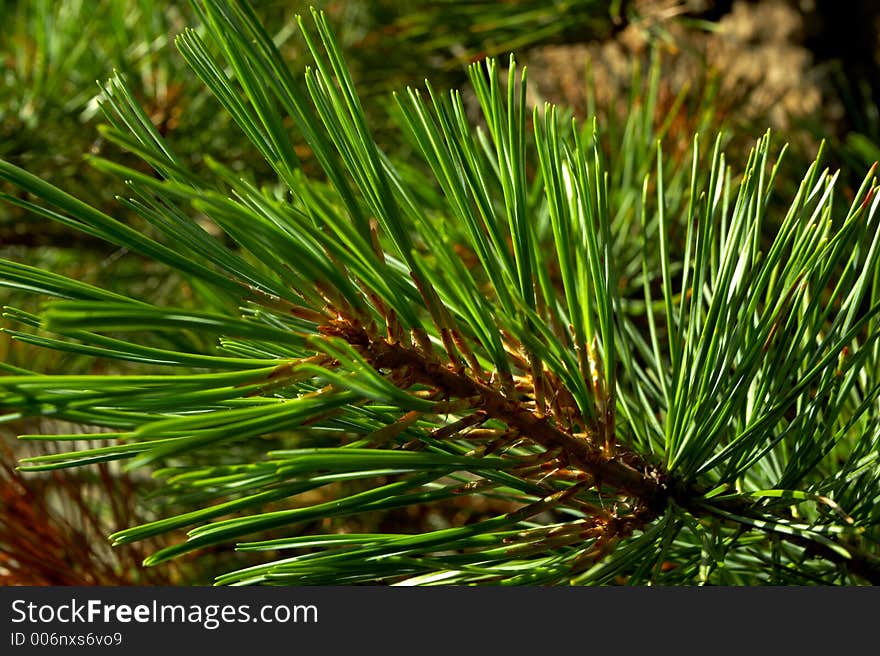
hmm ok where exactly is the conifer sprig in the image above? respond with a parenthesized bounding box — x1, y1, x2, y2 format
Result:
(1, 0, 879, 585)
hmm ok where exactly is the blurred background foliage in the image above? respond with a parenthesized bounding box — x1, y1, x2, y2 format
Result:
(2, 0, 879, 585)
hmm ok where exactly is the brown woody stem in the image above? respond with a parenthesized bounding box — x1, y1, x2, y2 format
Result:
(323, 319, 668, 508)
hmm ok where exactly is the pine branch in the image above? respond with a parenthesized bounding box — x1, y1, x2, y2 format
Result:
(1, 0, 879, 585)
(322, 314, 880, 584)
